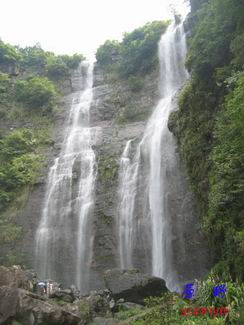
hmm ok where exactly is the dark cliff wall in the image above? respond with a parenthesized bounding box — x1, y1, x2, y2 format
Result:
(190, 0, 209, 13)
(170, 0, 244, 280)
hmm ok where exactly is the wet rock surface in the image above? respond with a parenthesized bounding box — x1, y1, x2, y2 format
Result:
(104, 269, 168, 305)
(88, 64, 159, 290)
(0, 59, 210, 294)
(0, 266, 163, 325)
(1, 63, 159, 292)
(0, 286, 81, 325)
(0, 265, 31, 290)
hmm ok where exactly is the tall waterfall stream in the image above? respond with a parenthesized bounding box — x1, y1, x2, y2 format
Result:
(118, 21, 189, 290)
(35, 62, 97, 293)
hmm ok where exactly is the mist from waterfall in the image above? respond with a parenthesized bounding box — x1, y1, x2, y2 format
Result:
(118, 21, 189, 288)
(35, 62, 96, 293)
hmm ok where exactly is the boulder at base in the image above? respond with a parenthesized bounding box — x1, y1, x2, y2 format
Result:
(0, 265, 31, 290)
(104, 269, 168, 304)
(0, 286, 81, 325)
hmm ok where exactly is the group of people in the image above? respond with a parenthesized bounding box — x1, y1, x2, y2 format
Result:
(35, 280, 54, 296)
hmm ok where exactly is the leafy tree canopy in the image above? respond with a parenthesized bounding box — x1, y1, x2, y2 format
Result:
(15, 76, 57, 112)
(0, 40, 22, 65)
(96, 20, 169, 79)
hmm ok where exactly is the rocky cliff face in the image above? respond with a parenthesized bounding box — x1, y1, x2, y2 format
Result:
(2, 60, 209, 291)
(88, 65, 160, 289)
(1, 63, 159, 288)
(0, 80, 75, 268)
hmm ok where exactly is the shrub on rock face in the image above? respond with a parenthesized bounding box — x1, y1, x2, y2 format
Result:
(15, 76, 57, 112)
(96, 40, 121, 67)
(0, 129, 41, 210)
(19, 44, 52, 69)
(0, 73, 11, 103)
(59, 54, 85, 70)
(46, 57, 70, 80)
(119, 21, 168, 78)
(128, 76, 144, 92)
(0, 129, 35, 158)
(96, 21, 168, 79)
(0, 40, 22, 65)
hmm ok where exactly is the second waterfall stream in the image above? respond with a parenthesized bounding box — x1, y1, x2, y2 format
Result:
(118, 20, 189, 290)
(35, 62, 97, 294)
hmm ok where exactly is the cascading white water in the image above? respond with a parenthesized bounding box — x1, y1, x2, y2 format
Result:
(118, 20, 189, 288)
(146, 22, 189, 280)
(35, 62, 96, 293)
(118, 140, 139, 269)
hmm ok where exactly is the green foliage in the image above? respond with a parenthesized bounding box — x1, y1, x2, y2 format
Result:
(186, 0, 244, 80)
(58, 53, 85, 69)
(116, 105, 150, 124)
(128, 76, 144, 92)
(96, 21, 169, 79)
(0, 223, 23, 245)
(5, 252, 22, 266)
(7, 154, 41, 186)
(0, 129, 35, 158)
(0, 72, 11, 103)
(126, 275, 244, 324)
(119, 21, 169, 78)
(0, 38, 85, 259)
(96, 40, 121, 67)
(207, 75, 244, 279)
(0, 40, 22, 65)
(79, 300, 92, 323)
(46, 57, 70, 80)
(190, 0, 209, 13)
(172, 0, 244, 281)
(98, 155, 118, 183)
(115, 307, 142, 320)
(230, 33, 244, 69)
(15, 76, 57, 112)
(17, 44, 85, 73)
(0, 38, 85, 82)
(0, 129, 41, 210)
(19, 44, 52, 69)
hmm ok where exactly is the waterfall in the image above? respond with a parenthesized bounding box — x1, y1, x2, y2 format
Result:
(118, 140, 139, 269)
(35, 62, 96, 293)
(145, 22, 188, 282)
(118, 21, 189, 289)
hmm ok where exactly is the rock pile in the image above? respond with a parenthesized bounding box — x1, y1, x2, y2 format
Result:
(0, 266, 168, 324)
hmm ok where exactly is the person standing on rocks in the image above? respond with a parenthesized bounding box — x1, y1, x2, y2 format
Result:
(37, 281, 46, 295)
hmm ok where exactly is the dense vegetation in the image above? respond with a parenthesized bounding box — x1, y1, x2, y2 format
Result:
(0, 41, 84, 76)
(96, 21, 169, 81)
(112, 273, 244, 324)
(171, 0, 244, 281)
(95, 21, 169, 126)
(0, 38, 84, 258)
